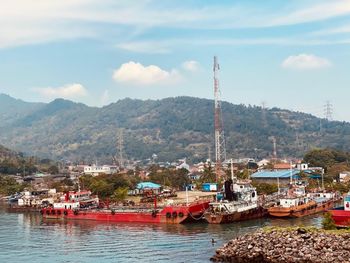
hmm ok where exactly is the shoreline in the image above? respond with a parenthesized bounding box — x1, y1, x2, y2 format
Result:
(211, 227, 350, 263)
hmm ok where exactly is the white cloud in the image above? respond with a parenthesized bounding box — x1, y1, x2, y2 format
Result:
(268, 0, 350, 27)
(312, 24, 350, 36)
(2, 1, 350, 48)
(35, 83, 88, 99)
(113, 61, 180, 86)
(182, 60, 200, 72)
(281, 54, 332, 70)
(116, 41, 171, 54)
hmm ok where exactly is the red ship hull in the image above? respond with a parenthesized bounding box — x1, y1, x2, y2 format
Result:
(41, 201, 209, 224)
(330, 207, 350, 227)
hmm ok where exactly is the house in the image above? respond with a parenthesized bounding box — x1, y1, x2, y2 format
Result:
(176, 159, 190, 171)
(251, 170, 300, 185)
(339, 171, 350, 183)
(273, 163, 293, 170)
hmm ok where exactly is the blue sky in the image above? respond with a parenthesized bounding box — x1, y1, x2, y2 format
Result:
(0, 0, 350, 120)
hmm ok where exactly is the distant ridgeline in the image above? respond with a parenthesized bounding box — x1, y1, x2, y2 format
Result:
(0, 93, 350, 163)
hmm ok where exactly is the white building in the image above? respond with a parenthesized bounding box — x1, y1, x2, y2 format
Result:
(83, 165, 118, 176)
(296, 163, 309, 171)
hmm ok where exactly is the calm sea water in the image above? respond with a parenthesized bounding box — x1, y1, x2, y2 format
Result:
(0, 206, 322, 263)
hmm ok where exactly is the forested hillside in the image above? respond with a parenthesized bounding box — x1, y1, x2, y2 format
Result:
(1, 94, 350, 163)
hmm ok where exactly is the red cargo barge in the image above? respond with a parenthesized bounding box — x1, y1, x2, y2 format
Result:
(41, 191, 209, 224)
(330, 192, 350, 227)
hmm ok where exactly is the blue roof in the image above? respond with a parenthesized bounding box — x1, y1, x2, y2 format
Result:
(136, 182, 161, 189)
(251, 169, 300, 179)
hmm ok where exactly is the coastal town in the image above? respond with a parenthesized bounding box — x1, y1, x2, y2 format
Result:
(1, 1, 350, 262)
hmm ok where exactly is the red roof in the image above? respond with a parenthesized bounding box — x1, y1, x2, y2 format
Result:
(273, 163, 292, 170)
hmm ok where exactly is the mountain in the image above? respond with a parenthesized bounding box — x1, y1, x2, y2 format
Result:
(0, 94, 350, 163)
(0, 93, 44, 127)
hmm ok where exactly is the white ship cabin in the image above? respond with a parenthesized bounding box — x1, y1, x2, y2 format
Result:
(231, 182, 258, 203)
(307, 192, 336, 199)
(345, 193, 350, 211)
(232, 182, 254, 193)
(279, 197, 309, 208)
(53, 202, 80, 210)
(288, 185, 306, 197)
(68, 191, 92, 201)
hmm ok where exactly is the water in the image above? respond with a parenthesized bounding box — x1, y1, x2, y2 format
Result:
(0, 206, 322, 263)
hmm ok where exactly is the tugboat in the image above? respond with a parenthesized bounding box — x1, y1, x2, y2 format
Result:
(204, 164, 267, 224)
(41, 190, 210, 224)
(268, 184, 339, 218)
(329, 191, 350, 227)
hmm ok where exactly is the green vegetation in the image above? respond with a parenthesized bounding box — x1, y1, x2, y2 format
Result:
(322, 212, 337, 230)
(148, 167, 190, 190)
(79, 173, 140, 200)
(303, 148, 350, 186)
(3, 96, 350, 162)
(252, 182, 278, 195)
(0, 175, 25, 195)
(111, 187, 129, 202)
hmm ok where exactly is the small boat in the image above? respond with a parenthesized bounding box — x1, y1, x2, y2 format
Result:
(329, 191, 350, 227)
(204, 179, 267, 224)
(268, 184, 339, 218)
(41, 191, 210, 224)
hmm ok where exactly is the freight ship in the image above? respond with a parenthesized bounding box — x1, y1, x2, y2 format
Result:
(329, 191, 350, 227)
(204, 179, 267, 224)
(268, 184, 339, 218)
(41, 191, 210, 224)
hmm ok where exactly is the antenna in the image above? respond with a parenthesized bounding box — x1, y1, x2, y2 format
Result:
(269, 136, 277, 161)
(117, 129, 125, 169)
(213, 56, 227, 182)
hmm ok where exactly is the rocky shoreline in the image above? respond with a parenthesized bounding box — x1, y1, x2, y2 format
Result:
(211, 227, 350, 263)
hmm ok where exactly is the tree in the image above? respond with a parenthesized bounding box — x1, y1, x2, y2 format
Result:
(111, 187, 128, 202)
(200, 164, 216, 184)
(322, 212, 336, 230)
(169, 168, 190, 190)
(48, 165, 59, 174)
(303, 149, 336, 169)
(252, 182, 278, 195)
(90, 179, 113, 199)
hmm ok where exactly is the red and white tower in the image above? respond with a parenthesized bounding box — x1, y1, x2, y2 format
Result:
(213, 56, 226, 182)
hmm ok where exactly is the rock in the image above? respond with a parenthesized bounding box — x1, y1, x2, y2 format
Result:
(211, 227, 350, 263)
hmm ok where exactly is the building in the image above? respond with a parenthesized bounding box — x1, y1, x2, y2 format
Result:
(251, 170, 300, 185)
(339, 171, 350, 183)
(296, 163, 309, 171)
(273, 163, 293, 170)
(83, 165, 118, 176)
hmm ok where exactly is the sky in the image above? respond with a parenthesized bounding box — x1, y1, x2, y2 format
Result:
(0, 0, 350, 120)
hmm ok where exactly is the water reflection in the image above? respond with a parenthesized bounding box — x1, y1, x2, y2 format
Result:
(0, 207, 324, 263)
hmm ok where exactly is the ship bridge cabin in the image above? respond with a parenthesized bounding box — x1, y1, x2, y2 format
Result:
(345, 194, 350, 211)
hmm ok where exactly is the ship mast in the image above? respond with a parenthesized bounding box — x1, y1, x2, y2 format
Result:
(213, 56, 227, 183)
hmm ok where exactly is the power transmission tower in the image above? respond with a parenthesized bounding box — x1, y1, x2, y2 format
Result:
(213, 56, 227, 182)
(324, 101, 333, 121)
